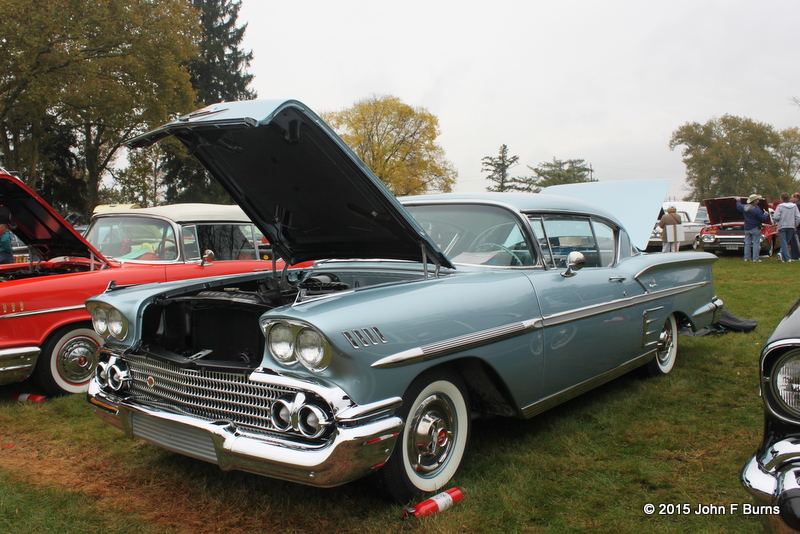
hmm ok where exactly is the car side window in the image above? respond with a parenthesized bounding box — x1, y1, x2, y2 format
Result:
(528, 218, 554, 268)
(181, 225, 201, 260)
(196, 224, 258, 261)
(539, 216, 618, 268)
(85, 217, 176, 260)
(592, 219, 616, 267)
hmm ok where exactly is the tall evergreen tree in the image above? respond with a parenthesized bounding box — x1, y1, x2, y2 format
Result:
(524, 158, 596, 193)
(482, 145, 522, 192)
(161, 0, 256, 204)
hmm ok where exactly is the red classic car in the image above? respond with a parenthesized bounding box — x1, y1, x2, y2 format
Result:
(698, 197, 779, 256)
(0, 169, 294, 395)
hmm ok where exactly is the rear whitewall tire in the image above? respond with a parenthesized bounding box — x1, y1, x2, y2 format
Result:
(645, 314, 678, 377)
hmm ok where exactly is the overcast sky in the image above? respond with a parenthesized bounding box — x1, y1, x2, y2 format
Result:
(237, 0, 800, 200)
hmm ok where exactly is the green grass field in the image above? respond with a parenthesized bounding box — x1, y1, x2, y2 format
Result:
(1, 255, 796, 533)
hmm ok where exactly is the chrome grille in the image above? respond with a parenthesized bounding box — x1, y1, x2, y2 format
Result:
(124, 354, 310, 436)
(131, 411, 218, 464)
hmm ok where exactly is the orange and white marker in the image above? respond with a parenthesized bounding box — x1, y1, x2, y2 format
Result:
(10, 393, 47, 403)
(401, 488, 464, 519)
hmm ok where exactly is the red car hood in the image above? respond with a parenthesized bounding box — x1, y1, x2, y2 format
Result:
(0, 171, 109, 264)
(703, 197, 773, 225)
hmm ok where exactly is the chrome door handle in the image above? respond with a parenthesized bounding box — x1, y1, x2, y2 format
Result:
(608, 276, 626, 283)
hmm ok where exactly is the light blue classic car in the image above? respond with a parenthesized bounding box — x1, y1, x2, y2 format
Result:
(86, 99, 723, 502)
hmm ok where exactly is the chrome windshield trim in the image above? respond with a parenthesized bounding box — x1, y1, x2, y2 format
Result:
(0, 304, 85, 319)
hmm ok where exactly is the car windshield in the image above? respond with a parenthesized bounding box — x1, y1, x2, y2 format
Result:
(86, 217, 178, 260)
(406, 204, 536, 266)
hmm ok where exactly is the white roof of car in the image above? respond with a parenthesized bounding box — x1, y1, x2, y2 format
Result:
(91, 203, 251, 224)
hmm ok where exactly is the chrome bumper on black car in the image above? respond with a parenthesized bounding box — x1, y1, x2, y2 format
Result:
(87, 352, 403, 488)
(742, 441, 800, 533)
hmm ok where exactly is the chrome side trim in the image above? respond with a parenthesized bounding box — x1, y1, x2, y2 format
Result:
(642, 306, 665, 348)
(544, 283, 707, 328)
(0, 304, 85, 319)
(371, 318, 543, 368)
(373, 282, 709, 368)
(520, 351, 653, 418)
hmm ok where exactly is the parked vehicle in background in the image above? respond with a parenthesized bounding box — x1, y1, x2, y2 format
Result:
(0, 170, 292, 396)
(742, 299, 800, 533)
(698, 197, 778, 256)
(86, 98, 723, 502)
(647, 202, 710, 251)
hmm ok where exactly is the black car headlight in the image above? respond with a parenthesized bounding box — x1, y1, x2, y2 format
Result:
(771, 350, 800, 418)
(87, 302, 130, 341)
(261, 319, 332, 372)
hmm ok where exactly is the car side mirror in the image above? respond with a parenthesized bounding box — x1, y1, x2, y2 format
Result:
(561, 251, 585, 278)
(200, 249, 215, 266)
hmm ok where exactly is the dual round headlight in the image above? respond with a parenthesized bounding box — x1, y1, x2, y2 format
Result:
(262, 320, 331, 372)
(88, 303, 129, 341)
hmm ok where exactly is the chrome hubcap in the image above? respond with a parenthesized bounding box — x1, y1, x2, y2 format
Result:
(58, 336, 99, 383)
(656, 324, 674, 365)
(407, 394, 455, 475)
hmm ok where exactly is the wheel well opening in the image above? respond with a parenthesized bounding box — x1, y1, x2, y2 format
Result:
(427, 358, 519, 418)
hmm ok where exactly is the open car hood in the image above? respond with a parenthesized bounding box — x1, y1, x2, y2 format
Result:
(704, 197, 770, 225)
(0, 172, 108, 263)
(128, 100, 453, 269)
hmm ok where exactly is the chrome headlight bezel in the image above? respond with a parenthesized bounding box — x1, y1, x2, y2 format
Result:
(261, 319, 332, 372)
(87, 302, 130, 341)
(769, 349, 800, 420)
(701, 234, 716, 243)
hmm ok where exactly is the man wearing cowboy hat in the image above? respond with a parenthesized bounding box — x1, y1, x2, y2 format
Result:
(0, 206, 15, 264)
(736, 194, 769, 262)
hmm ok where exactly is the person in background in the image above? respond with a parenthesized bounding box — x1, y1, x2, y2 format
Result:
(736, 194, 769, 262)
(774, 192, 800, 262)
(792, 192, 800, 260)
(658, 204, 681, 252)
(0, 206, 14, 264)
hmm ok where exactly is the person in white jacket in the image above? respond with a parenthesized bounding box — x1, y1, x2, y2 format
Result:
(773, 192, 800, 262)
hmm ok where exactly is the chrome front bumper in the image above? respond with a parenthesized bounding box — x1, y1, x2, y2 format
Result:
(88, 379, 403, 488)
(742, 439, 800, 533)
(0, 346, 40, 386)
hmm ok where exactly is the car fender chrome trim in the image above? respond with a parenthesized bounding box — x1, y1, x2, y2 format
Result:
(371, 319, 543, 368)
(0, 304, 86, 319)
(372, 282, 710, 369)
